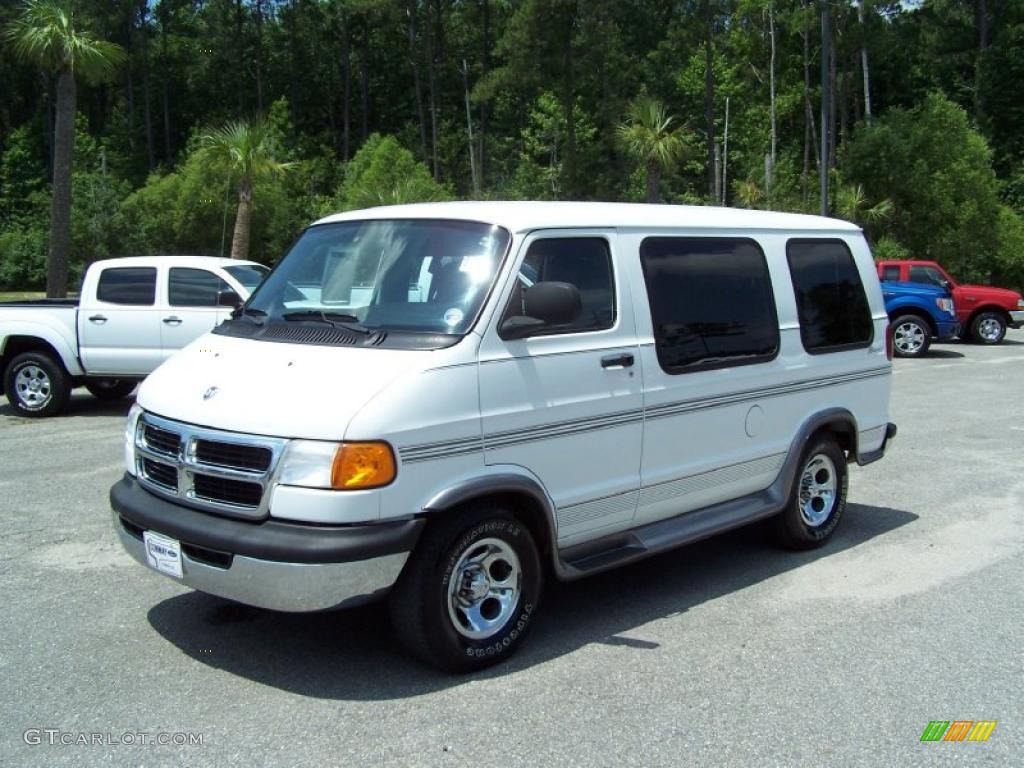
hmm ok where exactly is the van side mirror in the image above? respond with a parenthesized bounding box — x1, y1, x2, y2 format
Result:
(500, 281, 581, 340)
(217, 289, 243, 308)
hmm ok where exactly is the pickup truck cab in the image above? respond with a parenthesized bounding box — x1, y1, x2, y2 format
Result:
(1, 256, 268, 416)
(879, 280, 958, 357)
(877, 259, 1024, 344)
(111, 202, 896, 671)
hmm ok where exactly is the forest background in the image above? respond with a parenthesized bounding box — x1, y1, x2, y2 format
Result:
(2, 0, 1023, 294)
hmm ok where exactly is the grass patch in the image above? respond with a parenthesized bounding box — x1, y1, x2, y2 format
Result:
(0, 291, 79, 302)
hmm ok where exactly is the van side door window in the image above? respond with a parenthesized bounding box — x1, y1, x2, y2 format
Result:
(787, 239, 873, 353)
(500, 237, 616, 336)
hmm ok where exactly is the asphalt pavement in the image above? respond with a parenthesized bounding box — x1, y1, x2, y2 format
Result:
(1, 332, 1022, 767)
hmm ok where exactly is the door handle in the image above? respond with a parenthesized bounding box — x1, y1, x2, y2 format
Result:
(163, 316, 183, 326)
(601, 353, 634, 369)
(88, 314, 107, 323)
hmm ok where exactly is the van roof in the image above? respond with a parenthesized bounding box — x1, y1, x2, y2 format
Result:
(90, 256, 263, 269)
(314, 201, 860, 234)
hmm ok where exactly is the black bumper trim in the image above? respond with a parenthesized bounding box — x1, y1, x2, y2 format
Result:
(857, 422, 898, 466)
(110, 474, 424, 564)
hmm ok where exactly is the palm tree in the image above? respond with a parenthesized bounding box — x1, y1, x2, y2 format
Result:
(201, 118, 295, 260)
(5, 0, 125, 297)
(616, 95, 688, 203)
(836, 183, 893, 241)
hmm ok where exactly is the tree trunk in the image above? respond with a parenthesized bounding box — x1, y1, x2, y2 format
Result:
(462, 59, 479, 196)
(768, 4, 776, 204)
(342, 24, 351, 161)
(646, 158, 659, 203)
(159, 3, 172, 162)
(360, 37, 370, 141)
(407, 1, 429, 163)
(802, 26, 811, 198)
(859, 1, 871, 122)
(480, 0, 491, 186)
(828, 21, 837, 168)
(230, 180, 253, 261)
(820, 0, 830, 216)
(704, 1, 716, 199)
(236, 0, 246, 115)
(48, 70, 75, 298)
(140, 2, 155, 170)
(975, 0, 989, 119)
(426, 4, 440, 180)
(254, 0, 265, 112)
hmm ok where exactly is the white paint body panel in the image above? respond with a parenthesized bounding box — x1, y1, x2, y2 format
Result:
(125, 203, 891, 547)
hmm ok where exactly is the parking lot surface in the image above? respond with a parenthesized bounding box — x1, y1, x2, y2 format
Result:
(2, 333, 1022, 767)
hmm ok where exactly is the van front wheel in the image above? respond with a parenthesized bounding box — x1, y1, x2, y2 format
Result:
(389, 504, 543, 672)
(774, 437, 848, 550)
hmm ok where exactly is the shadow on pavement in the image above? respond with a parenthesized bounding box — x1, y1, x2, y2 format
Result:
(0, 391, 135, 419)
(923, 349, 965, 359)
(147, 502, 917, 698)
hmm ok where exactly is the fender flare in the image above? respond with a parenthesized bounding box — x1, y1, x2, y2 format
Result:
(0, 322, 83, 377)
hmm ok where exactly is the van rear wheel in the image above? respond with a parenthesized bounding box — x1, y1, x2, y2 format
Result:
(389, 503, 543, 672)
(774, 437, 848, 550)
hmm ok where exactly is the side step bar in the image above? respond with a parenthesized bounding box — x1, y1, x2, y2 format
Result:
(558, 488, 786, 579)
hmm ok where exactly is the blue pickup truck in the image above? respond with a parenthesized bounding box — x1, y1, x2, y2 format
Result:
(881, 280, 959, 357)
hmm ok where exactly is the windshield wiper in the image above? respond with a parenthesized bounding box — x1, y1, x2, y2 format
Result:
(281, 310, 373, 335)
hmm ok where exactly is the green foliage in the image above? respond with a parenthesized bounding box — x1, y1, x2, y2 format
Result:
(843, 94, 1001, 280)
(336, 134, 450, 211)
(4, 0, 125, 82)
(871, 236, 911, 263)
(200, 117, 295, 192)
(0, 224, 47, 289)
(992, 206, 1024, 292)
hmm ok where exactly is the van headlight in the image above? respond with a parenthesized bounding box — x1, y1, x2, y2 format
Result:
(124, 404, 143, 475)
(278, 440, 396, 490)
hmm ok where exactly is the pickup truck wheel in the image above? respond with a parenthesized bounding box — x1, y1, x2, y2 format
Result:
(84, 379, 137, 401)
(4, 351, 71, 417)
(970, 311, 1006, 344)
(389, 504, 542, 672)
(773, 437, 848, 550)
(891, 315, 931, 357)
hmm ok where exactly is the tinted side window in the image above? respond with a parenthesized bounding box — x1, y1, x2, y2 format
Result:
(96, 267, 157, 306)
(909, 265, 945, 288)
(639, 238, 779, 373)
(787, 240, 873, 353)
(881, 266, 900, 282)
(169, 268, 231, 307)
(502, 237, 615, 335)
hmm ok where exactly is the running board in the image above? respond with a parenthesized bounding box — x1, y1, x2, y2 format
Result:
(557, 488, 785, 579)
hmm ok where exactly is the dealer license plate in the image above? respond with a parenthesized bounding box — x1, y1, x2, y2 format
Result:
(143, 531, 183, 579)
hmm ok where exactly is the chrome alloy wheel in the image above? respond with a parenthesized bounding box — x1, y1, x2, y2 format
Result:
(893, 320, 926, 355)
(447, 537, 522, 640)
(977, 316, 1003, 342)
(798, 453, 838, 527)
(14, 365, 52, 410)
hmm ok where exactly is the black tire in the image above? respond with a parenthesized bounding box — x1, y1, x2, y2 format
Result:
(389, 503, 543, 672)
(890, 314, 931, 358)
(84, 379, 137, 400)
(3, 351, 71, 417)
(970, 310, 1006, 345)
(773, 437, 848, 550)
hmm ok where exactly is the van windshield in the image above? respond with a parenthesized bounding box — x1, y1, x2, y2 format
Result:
(245, 219, 510, 336)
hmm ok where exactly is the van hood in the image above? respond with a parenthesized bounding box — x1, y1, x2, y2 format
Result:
(136, 333, 447, 440)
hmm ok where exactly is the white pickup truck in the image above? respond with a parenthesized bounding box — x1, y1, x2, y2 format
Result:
(0, 256, 268, 416)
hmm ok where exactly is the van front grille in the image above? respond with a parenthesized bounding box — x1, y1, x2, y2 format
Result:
(194, 440, 272, 472)
(133, 413, 284, 519)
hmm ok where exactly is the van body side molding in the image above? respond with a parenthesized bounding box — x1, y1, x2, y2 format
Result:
(555, 408, 865, 580)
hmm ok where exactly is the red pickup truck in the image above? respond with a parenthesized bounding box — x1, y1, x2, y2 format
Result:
(877, 260, 1024, 344)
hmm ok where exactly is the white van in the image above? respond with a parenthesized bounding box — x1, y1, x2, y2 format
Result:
(111, 202, 897, 671)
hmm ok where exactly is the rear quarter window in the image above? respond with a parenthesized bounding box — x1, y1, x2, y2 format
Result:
(787, 239, 873, 353)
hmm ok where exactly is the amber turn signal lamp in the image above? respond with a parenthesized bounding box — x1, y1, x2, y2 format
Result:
(330, 442, 396, 489)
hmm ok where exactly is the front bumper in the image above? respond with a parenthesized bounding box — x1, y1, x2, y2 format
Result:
(111, 475, 423, 612)
(935, 320, 960, 341)
(1010, 309, 1024, 328)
